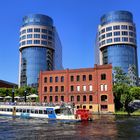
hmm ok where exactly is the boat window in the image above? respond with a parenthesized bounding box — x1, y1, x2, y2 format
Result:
(23, 109, 26, 113)
(47, 111, 53, 114)
(35, 110, 38, 114)
(31, 109, 34, 113)
(16, 109, 19, 112)
(27, 109, 30, 113)
(55, 109, 61, 114)
(44, 110, 47, 114)
(39, 110, 43, 114)
(19, 109, 22, 112)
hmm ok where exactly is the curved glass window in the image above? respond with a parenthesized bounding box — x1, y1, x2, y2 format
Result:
(34, 34, 40, 38)
(27, 34, 32, 38)
(42, 29, 47, 33)
(34, 40, 40, 44)
(41, 35, 47, 39)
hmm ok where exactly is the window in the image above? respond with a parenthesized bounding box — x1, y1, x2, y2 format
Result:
(55, 96, 58, 102)
(101, 40, 105, 45)
(61, 76, 64, 82)
(41, 34, 47, 39)
(77, 75, 80, 81)
(101, 74, 106, 80)
(49, 96, 53, 102)
(55, 86, 58, 92)
(71, 96, 74, 102)
(41, 40, 47, 45)
(89, 105, 93, 109)
(114, 38, 120, 42)
(34, 40, 40, 44)
(83, 106, 86, 109)
(129, 26, 133, 31)
(89, 75, 92, 81)
(83, 86, 86, 91)
(77, 95, 80, 102)
(89, 85, 93, 91)
(71, 76, 74, 81)
(89, 95, 93, 102)
(129, 38, 134, 43)
(22, 29, 26, 34)
(106, 26, 112, 31)
(101, 105, 108, 111)
(48, 36, 52, 41)
(48, 30, 52, 35)
(44, 77, 47, 83)
(83, 95, 86, 102)
(122, 31, 128, 36)
(106, 32, 112, 37)
(50, 77, 53, 83)
(44, 87, 47, 92)
(22, 41, 26, 45)
(42, 29, 47, 33)
(50, 86, 53, 92)
(22, 35, 26, 40)
(71, 86, 74, 91)
(104, 84, 108, 91)
(114, 31, 120, 36)
(27, 34, 32, 38)
(34, 28, 40, 32)
(48, 41, 52, 45)
(121, 25, 127, 29)
(101, 34, 105, 39)
(55, 77, 58, 82)
(113, 25, 120, 30)
(122, 37, 128, 42)
(27, 28, 33, 33)
(101, 28, 105, 33)
(27, 40, 32, 44)
(61, 86, 64, 92)
(100, 85, 104, 91)
(61, 96, 64, 101)
(83, 75, 86, 81)
(44, 96, 47, 102)
(101, 95, 107, 102)
(129, 32, 133, 36)
(77, 86, 80, 91)
(34, 34, 40, 38)
(107, 39, 112, 43)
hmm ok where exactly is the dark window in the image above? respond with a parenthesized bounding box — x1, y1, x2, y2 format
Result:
(42, 29, 47, 33)
(101, 34, 105, 39)
(44, 77, 47, 83)
(113, 25, 120, 30)
(83, 106, 86, 109)
(107, 39, 112, 43)
(89, 95, 93, 102)
(61, 86, 64, 92)
(61, 96, 64, 101)
(77, 75, 80, 81)
(101, 105, 108, 111)
(77, 95, 80, 102)
(106, 32, 112, 37)
(55, 86, 58, 92)
(122, 37, 128, 42)
(34, 28, 40, 32)
(41, 34, 47, 39)
(34, 34, 40, 38)
(27, 28, 33, 33)
(71, 96, 74, 102)
(61, 76, 64, 82)
(55, 96, 58, 102)
(48, 30, 52, 35)
(71, 86, 74, 91)
(50, 86, 53, 92)
(83, 75, 86, 81)
(101, 74, 106, 80)
(129, 32, 133, 36)
(27, 34, 32, 38)
(114, 38, 120, 42)
(55, 77, 58, 82)
(101, 95, 107, 101)
(50, 77, 53, 83)
(89, 75, 92, 81)
(22, 29, 26, 34)
(41, 40, 47, 45)
(101, 28, 105, 33)
(49, 96, 53, 102)
(114, 31, 120, 36)
(71, 76, 74, 81)
(34, 40, 40, 44)
(44, 87, 47, 92)
(83, 95, 86, 102)
(122, 31, 128, 36)
(129, 26, 133, 31)
(106, 26, 112, 31)
(27, 40, 32, 44)
(89, 105, 93, 109)
(121, 25, 127, 29)
(48, 36, 52, 40)
(44, 96, 47, 102)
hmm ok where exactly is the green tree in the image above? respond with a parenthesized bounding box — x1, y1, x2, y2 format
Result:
(130, 87, 140, 100)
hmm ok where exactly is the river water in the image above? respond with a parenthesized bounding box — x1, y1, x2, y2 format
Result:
(0, 115, 140, 140)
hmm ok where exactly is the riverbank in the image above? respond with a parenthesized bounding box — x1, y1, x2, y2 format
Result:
(115, 110, 140, 116)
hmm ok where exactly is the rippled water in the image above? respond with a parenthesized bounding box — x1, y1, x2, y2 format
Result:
(0, 115, 140, 140)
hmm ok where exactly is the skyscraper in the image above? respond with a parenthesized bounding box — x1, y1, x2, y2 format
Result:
(96, 11, 138, 85)
(19, 14, 63, 87)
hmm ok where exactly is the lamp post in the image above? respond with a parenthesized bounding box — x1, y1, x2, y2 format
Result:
(12, 88, 15, 103)
(24, 90, 27, 102)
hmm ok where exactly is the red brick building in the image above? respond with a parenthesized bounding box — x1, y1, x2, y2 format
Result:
(38, 64, 114, 113)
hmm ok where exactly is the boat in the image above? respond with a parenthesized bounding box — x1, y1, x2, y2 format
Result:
(0, 104, 93, 122)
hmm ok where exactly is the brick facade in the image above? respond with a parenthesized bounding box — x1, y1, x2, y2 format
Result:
(38, 64, 115, 113)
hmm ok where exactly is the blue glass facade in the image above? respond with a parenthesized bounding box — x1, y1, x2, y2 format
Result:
(19, 14, 63, 87)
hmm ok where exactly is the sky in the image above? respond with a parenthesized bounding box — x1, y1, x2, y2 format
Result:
(0, 0, 140, 84)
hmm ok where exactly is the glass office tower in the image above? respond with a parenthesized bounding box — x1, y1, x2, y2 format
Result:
(96, 11, 138, 85)
(19, 14, 63, 87)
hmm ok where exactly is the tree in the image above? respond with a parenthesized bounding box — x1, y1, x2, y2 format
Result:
(130, 87, 140, 100)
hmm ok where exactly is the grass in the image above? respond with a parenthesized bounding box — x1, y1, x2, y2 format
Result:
(115, 110, 140, 116)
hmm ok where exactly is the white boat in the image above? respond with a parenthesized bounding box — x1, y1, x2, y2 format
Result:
(0, 104, 92, 122)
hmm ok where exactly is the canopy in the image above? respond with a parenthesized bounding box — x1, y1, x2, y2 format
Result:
(4, 96, 12, 99)
(28, 94, 38, 98)
(15, 96, 20, 99)
(0, 96, 3, 99)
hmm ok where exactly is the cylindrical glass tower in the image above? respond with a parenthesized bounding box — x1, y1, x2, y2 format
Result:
(96, 11, 138, 85)
(19, 14, 63, 87)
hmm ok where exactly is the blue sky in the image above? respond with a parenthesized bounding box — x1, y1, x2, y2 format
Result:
(0, 0, 140, 83)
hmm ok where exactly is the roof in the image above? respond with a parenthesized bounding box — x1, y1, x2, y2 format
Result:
(0, 80, 18, 88)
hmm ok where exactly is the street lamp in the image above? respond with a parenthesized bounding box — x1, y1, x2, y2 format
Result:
(12, 88, 15, 103)
(24, 90, 27, 102)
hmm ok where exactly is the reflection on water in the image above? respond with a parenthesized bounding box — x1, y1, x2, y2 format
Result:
(0, 115, 140, 140)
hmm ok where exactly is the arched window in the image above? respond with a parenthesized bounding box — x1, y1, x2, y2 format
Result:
(44, 96, 47, 102)
(44, 77, 47, 83)
(89, 95, 93, 102)
(55, 86, 58, 92)
(61, 76, 64, 82)
(55, 76, 58, 82)
(61, 96, 64, 102)
(89, 75, 92, 81)
(71, 96, 74, 102)
(55, 96, 58, 102)
(50, 86, 53, 92)
(89, 85, 93, 91)
(49, 96, 53, 102)
(44, 86, 47, 92)
(101, 95, 107, 102)
(83, 95, 86, 102)
(77, 95, 80, 102)
(101, 74, 106, 80)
